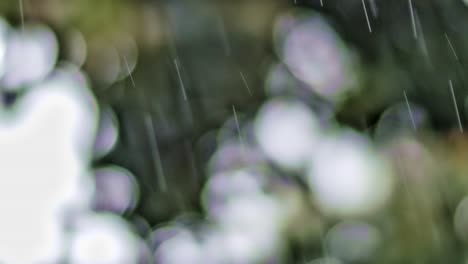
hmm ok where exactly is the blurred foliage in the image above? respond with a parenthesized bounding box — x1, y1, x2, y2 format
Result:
(5, 0, 468, 263)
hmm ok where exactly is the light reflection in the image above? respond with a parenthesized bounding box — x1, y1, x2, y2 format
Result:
(206, 183, 279, 228)
(274, 12, 357, 100)
(375, 102, 427, 143)
(0, 66, 97, 263)
(0, 21, 100, 263)
(93, 107, 119, 159)
(0, 213, 64, 263)
(155, 165, 287, 263)
(264, 63, 336, 125)
(149, 224, 190, 251)
(208, 140, 265, 173)
(69, 213, 141, 264)
(28, 64, 98, 159)
(153, 227, 203, 264)
(209, 193, 285, 259)
(3, 24, 58, 89)
(0, 4, 459, 263)
(202, 169, 266, 214)
(202, 225, 283, 264)
(154, 216, 284, 264)
(93, 166, 139, 214)
(254, 98, 321, 170)
(307, 131, 394, 217)
(0, 18, 9, 78)
(326, 221, 381, 262)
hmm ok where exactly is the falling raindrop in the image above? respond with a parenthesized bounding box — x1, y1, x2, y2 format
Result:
(374, 102, 427, 143)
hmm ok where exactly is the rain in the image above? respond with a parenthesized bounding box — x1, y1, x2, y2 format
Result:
(0, 0, 467, 263)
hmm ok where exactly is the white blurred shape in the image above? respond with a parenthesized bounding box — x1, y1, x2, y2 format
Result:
(0, 18, 10, 78)
(203, 226, 282, 264)
(156, 182, 285, 263)
(0, 66, 97, 263)
(326, 221, 381, 262)
(213, 193, 283, 229)
(208, 140, 264, 173)
(307, 131, 394, 217)
(154, 228, 203, 264)
(0, 213, 64, 263)
(209, 193, 285, 262)
(93, 108, 119, 158)
(203, 169, 266, 219)
(254, 98, 320, 170)
(307, 257, 343, 264)
(69, 213, 141, 264)
(149, 224, 188, 250)
(275, 14, 354, 100)
(205, 169, 264, 197)
(93, 166, 139, 214)
(30, 64, 98, 160)
(3, 24, 58, 89)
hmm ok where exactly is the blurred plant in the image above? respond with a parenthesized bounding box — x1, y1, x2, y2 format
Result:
(0, 17, 147, 263)
(1, 1, 468, 263)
